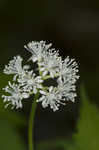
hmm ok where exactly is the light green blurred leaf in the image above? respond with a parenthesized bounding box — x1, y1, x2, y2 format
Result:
(64, 85, 99, 150)
(69, 85, 99, 150)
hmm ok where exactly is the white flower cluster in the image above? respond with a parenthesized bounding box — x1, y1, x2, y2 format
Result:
(2, 41, 79, 111)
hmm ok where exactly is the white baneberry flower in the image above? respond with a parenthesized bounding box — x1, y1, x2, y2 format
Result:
(57, 77, 77, 103)
(59, 56, 79, 83)
(3, 55, 30, 81)
(24, 41, 52, 62)
(37, 86, 64, 111)
(18, 70, 43, 94)
(38, 49, 62, 78)
(2, 82, 29, 109)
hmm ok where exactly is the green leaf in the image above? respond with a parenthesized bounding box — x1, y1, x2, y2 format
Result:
(72, 85, 99, 150)
(63, 85, 99, 150)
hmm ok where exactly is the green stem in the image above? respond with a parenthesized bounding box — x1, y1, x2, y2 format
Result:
(28, 92, 39, 150)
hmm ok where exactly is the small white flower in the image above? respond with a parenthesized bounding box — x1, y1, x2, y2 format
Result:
(57, 77, 77, 103)
(3, 55, 30, 81)
(59, 56, 79, 83)
(37, 86, 65, 111)
(4, 56, 23, 75)
(18, 71, 43, 94)
(38, 49, 62, 78)
(2, 82, 29, 109)
(24, 41, 52, 62)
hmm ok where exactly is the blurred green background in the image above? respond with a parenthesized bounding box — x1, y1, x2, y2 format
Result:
(0, 0, 99, 150)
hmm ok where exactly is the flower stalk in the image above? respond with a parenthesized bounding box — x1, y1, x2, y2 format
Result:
(28, 92, 39, 150)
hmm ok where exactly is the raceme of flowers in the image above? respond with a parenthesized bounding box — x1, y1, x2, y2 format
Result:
(2, 41, 79, 111)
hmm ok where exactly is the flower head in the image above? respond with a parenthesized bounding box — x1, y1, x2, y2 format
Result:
(2, 41, 79, 111)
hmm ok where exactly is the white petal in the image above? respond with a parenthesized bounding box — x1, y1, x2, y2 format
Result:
(32, 57, 37, 62)
(40, 67, 45, 71)
(22, 93, 29, 99)
(33, 87, 37, 94)
(42, 70, 48, 76)
(37, 95, 45, 102)
(39, 90, 46, 95)
(49, 86, 53, 92)
(50, 71, 54, 78)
